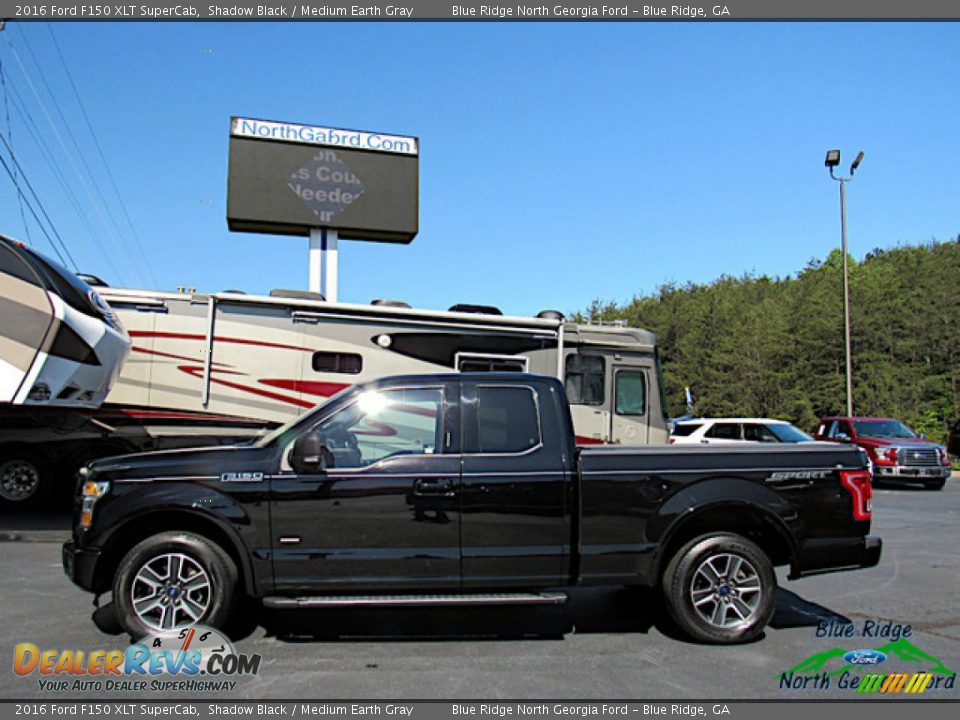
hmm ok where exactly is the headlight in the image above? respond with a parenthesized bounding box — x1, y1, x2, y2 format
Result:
(872, 447, 897, 464)
(80, 480, 110, 529)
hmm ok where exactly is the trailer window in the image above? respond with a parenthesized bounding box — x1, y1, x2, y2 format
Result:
(615, 371, 646, 416)
(565, 355, 604, 405)
(477, 386, 541, 454)
(458, 356, 526, 372)
(312, 351, 362, 374)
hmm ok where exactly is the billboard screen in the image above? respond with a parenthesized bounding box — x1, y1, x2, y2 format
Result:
(227, 117, 419, 243)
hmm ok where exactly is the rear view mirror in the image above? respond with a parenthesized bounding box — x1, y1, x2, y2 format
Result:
(289, 433, 328, 474)
(835, 432, 850, 442)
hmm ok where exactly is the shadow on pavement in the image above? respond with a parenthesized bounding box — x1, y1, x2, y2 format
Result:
(770, 588, 851, 630)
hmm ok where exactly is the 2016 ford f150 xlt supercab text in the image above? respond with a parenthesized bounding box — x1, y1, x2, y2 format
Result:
(63, 373, 881, 644)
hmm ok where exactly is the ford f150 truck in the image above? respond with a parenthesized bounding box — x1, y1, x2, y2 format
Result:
(815, 416, 952, 490)
(64, 373, 881, 644)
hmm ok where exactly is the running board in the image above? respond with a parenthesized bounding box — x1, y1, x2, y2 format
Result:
(263, 592, 568, 609)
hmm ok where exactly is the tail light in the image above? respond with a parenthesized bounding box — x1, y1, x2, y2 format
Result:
(840, 469, 873, 521)
(668, 437, 675, 444)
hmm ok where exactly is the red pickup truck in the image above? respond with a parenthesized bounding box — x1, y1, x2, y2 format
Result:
(815, 416, 952, 490)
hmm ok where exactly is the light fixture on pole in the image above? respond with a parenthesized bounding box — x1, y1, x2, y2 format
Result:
(825, 149, 865, 417)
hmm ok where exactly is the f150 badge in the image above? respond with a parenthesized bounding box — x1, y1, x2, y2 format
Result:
(221, 471, 264, 482)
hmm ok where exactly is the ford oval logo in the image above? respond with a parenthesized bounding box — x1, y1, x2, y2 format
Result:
(844, 649, 887, 665)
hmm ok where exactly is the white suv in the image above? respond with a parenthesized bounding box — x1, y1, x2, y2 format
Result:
(670, 418, 814, 445)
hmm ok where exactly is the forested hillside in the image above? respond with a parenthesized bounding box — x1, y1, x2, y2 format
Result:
(578, 239, 959, 442)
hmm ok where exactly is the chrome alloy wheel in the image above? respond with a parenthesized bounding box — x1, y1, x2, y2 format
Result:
(131, 553, 212, 630)
(689, 552, 763, 629)
(0, 460, 40, 502)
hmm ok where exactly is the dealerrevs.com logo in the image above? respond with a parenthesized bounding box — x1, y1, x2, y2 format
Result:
(779, 620, 956, 695)
(14, 626, 261, 693)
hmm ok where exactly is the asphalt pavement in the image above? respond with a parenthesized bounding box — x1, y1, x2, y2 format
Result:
(1, 475, 958, 700)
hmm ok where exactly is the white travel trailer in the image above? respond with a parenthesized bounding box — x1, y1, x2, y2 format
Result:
(0, 283, 668, 506)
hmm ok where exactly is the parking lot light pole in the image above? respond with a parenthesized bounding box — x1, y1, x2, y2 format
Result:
(824, 149, 864, 417)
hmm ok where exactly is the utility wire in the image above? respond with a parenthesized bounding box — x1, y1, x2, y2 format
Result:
(0, 54, 31, 243)
(0, 131, 79, 269)
(0, 150, 72, 267)
(2, 30, 129, 285)
(3, 77, 123, 281)
(46, 23, 158, 288)
(13, 24, 145, 286)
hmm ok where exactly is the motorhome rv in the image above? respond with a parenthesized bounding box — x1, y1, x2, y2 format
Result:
(0, 284, 667, 506)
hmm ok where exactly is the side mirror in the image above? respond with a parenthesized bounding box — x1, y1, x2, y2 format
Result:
(289, 433, 328, 474)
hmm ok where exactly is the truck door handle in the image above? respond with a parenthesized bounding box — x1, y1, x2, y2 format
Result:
(413, 478, 455, 497)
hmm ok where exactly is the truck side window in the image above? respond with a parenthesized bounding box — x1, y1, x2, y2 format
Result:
(477, 386, 541, 454)
(304, 387, 443, 467)
(565, 355, 604, 405)
(615, 370, 646, 416)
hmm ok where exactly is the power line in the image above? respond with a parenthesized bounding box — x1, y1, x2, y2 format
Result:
(0, 147, 74, 268)
(2, 75, 124, 282)
(0, 54, 31, 243)
(2, 30, 130, 285)
(46, 23, 158, 288)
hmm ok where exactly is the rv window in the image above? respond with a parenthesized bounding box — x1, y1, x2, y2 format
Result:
(312, 351, 362, 374)
(615, 370, 646, 416)
(564, 354, 605, 405)
(477, 386, 541, 454)
(458, 356, 526, 373)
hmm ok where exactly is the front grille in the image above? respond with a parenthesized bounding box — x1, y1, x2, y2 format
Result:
(898, 447, 939, 467)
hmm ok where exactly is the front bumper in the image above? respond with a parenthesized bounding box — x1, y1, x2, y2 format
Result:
(62, 540, 101, 592)
(874, 465, 951, 480)
(790, 535, 882, 579)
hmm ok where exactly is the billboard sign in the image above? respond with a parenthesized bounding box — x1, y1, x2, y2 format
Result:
(227, 117, 419, 243)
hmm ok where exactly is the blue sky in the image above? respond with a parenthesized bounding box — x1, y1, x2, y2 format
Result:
(0, 21, 958, 317)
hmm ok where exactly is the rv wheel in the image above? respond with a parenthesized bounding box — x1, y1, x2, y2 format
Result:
(0, 449, 52, 508)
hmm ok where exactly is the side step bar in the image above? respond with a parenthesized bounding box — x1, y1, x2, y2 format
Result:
(263, 592, 568, 609)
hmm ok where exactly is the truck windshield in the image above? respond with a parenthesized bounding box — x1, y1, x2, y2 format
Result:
(852, 420, 917, 439)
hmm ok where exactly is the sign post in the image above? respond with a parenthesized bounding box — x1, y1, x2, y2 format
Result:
(227, 117, 419, 302)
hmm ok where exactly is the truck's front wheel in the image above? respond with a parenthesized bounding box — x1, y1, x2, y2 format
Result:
(662, 533, 776, 644)
(113, 532, 238, 639)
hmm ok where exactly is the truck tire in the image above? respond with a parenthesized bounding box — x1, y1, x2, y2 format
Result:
(0, 449, 53, 508)
(662, 533, 776, 644)
(113, 532, 238, 639)
(924, 479, 946, 491)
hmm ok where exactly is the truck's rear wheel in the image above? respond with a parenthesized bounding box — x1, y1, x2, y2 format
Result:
(662, 533, 776, 644)
(113, 532, 238, 639)
(0, 450, 52, 508)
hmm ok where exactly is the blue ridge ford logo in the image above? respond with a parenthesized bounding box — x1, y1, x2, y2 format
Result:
(843, 649, 888, 666)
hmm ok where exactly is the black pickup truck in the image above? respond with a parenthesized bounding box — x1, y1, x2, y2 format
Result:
(63, 373, 880, 644)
